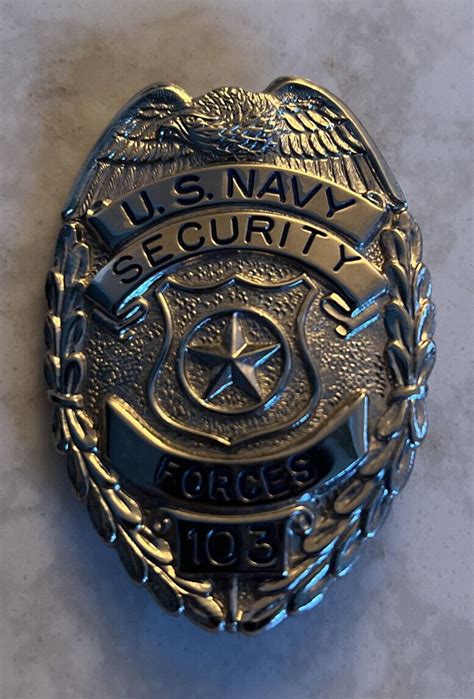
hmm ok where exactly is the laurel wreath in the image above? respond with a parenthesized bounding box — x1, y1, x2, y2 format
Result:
(45, 209, 435, 633)
(44, 221, 227, 630)
(240, 209, 436, 632)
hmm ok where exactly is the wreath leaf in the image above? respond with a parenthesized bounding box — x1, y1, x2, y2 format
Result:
(116, 527, 148, 583)
(87, 482, 116, 543)
(184, 595, 225, 630)
(290, 563, 331, 614)
(130, 528, 173, 565)
(240, 595, 287, 632)
(45, 221, 218, 627)
(148, 572, 183, 614)
(67, 446, 89, 499)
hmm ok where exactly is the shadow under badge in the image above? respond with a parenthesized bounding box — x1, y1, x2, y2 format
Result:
(45, 76, 436, 633)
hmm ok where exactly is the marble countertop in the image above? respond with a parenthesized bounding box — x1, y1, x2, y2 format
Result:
(0, 1, 472, 697)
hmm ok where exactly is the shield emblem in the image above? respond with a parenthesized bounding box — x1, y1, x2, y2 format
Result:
(147, 271, 320, 449)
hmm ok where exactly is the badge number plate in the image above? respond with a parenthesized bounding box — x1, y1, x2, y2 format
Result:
(177, 519, 286, 575)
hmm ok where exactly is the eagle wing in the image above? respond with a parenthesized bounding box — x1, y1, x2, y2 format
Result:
(64, 84, 194, 218)
(268, 77, 405, 205)
(94, 84, 193, 164)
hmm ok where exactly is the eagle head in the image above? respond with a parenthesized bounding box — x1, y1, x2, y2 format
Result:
(159, 88, 279, 158)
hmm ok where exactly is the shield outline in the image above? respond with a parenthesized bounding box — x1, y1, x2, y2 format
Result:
(147, 272, 321, 448)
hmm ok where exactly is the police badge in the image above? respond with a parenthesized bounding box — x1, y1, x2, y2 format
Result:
(45, 77, 436, 632)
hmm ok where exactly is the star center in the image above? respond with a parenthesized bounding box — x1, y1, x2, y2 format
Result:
(187, 312, 281, 403)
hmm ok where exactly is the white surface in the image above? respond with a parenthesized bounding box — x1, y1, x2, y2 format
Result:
(0, 1, 472, 697)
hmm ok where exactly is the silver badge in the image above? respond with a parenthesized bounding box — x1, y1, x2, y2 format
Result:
(45, 77, 436, 633)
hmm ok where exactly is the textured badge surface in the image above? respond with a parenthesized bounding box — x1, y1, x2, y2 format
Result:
(45, 77, 436, 633)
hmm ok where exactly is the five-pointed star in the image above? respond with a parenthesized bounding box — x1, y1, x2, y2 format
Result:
(188, 312, 280, 402)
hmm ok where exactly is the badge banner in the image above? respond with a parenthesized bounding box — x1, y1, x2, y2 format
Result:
(87, 164, 386, 249)
(103, 392, 369, 506)
(86, 209, 387, 316)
